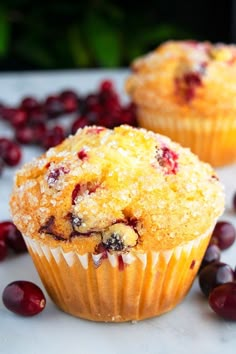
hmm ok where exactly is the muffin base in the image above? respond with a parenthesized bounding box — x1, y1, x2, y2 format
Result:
(24, 227, 213, 322)
(137, 106, 236, 167)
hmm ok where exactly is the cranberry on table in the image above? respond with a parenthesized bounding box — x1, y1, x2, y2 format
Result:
(233, 192, 236, 212)
(20, 96, 39, 111)
(210, 221, 236, 250)
(0, 157, 4, 176)
(199, 244, 221, 271)
(0, 138, 22, 167)
(9, 109, 28, 128)
(71, 116, 89, 134)
(44, 95, 64, 118)
(42, 125, 65, 149)
(2, 281, 46, 316)
(15, 126, 35, 145)
(59, 90, 78, 113)
(0, 221, 27, 253)
(199, 262, 234, 297)
(209, 282, 236, 321)
(0, 239, 7, 261)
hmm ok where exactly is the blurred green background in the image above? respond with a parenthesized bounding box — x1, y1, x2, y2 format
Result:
(0, 0, 232, 71)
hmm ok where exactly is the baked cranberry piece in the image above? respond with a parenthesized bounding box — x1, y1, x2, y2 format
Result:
(156, 146, 178, 174)
(47, 166, 70, 187)
(175, 71, 203, 101)
(77, 149, 88, 160)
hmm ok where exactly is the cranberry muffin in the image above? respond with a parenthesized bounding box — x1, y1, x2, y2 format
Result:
(10, 125, 224, 321)
(126, 40, 236, 166)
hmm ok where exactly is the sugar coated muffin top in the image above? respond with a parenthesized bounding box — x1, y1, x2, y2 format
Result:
(126, 40, 236, 119)
(10, 125, 224, 253)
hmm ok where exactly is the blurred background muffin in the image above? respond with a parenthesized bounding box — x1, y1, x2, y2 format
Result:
(126, 40, 236, 166)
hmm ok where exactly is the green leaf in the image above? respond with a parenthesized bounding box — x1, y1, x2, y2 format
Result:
(83, 12, 121, 67)
(67, 25, 91, 67)
(0, 10, 10, 57)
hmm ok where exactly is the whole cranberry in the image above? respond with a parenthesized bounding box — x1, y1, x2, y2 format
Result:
(71, 116, 89, 134)
(44, 95, 64, 117)
(209, 283, 236, 320)
(198, 262, 234, 297)
(42, 125, 65, 149)
(20, 96, 39, 111)
(10, 109, 28, 128)
(15, 126, 35, 144)
(0, 221, 27, 253)
(211, 221, 236, 250)
(59, 90, 78, 113)
(0, 157, 4, 176)
(0, 239, 7, 261)
(199, 244, 221, 271)
(99, 80, 114, 92)
(28, 107, 47, 125)
(2, 281, 46, 316)
(233, 192, 236, 212)
(0, 138, 22, 167)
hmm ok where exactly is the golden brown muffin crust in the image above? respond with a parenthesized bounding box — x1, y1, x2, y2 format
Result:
(10, 125, 224, 253)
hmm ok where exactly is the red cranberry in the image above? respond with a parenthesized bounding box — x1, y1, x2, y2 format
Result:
(44, 95, 64, 117)
(20, 97, 39, 111)
(0, 157, 4, 176)
(10, 109, 28, 128)
(77, 149, 88, 160)
(209, 283, 236, 321)
(28, 107, 47, 125)
(233, 192, 236, 212)
(1, 108, 18, 122)
(0, 239, 7, 261)
(42, 125, 65, 149)
(211, 221, 236, 250)
(199, 244, 221, 271)
(156, 146, 178, 174)
(15, 126, 35, 144)
(198, 262, 234, 297)
(0, 221, 27, 253)
(71, 116, 89, 134)
(59, 90, 78, 113)
(0, 138, 22, 166)
(2, 281, 46, 316)
(99, 80, 114, 92)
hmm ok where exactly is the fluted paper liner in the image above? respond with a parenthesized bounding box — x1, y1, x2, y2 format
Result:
(137, 106, 236, 166)
(24, 230, 211, 322)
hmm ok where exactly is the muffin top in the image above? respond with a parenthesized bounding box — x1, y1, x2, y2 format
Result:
(125, 40, 236, 119)
(10, 125, 224, 253)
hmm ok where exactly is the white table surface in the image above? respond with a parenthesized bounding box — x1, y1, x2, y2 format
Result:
(0, 69, 236, 354)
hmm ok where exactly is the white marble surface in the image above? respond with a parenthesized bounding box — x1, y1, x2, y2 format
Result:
(0, 69, 236, 354)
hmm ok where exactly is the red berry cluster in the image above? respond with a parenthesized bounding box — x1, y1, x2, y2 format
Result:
(198, 200, 236, 320)
(0, 221, 27, 261)
(0, 80, 137, 177)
